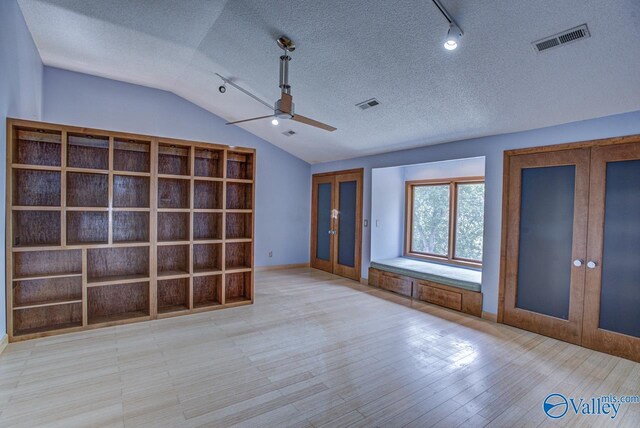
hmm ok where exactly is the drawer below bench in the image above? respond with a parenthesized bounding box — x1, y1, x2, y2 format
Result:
(368, 267, 482, 317)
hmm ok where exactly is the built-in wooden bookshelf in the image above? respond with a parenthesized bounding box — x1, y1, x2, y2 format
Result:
(6, 119, 255, 341)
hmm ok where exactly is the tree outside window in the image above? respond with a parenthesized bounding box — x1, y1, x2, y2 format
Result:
(407, 178, 484, 266)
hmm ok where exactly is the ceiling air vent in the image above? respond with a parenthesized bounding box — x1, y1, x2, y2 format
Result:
(282, 130, 296, 137)
(532, 24, 590, 53)
(356, 98, 380, 111)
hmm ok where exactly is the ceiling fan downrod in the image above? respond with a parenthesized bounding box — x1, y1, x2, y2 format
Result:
(277, 36, 295, 96)
(279, 53, 291, 95)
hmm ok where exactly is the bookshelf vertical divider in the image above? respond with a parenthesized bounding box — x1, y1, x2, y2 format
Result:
(150, 137, 158, 320)
(6, 119, 255, 341)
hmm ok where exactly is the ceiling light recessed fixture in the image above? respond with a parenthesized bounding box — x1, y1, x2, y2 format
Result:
(271, 118, 279, 126)
(431, 0, 463, 51)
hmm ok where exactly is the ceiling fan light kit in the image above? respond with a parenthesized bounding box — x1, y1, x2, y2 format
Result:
(224, 36, 336, 132)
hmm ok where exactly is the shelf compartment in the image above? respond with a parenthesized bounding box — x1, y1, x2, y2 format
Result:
(12, 169, 61, 206)
(13, 211, 61, 247)
(13, 276, 83, 308)
(13, 127, 62, 167)
(226, 213, 252, 239)
(157, 212, 190, 242)
(67, 172, 109, 207)
(158, 143, 190, 176)
(87, 247, 149, 283)
(114, 138, 150, 173)
(66, 211, 108, 245)
(88, 281, 149, 325)
(193, 212, 222, 240)
(193, 243, 222, 273)
(158, 178, 190, 209)
(13, 250, 82, 279)
(195, 148, 223, 178)
(113, 175, 150, 208)
(67, 134, 109, 170)
(157, 245, 189, 276)
(194, 180, 222, 209)
(226, 152, 253, 180)
(13, 303, 82, 336)
(113, 211, 149, 243)
(225, 242, 252, 270)
(226, 182, 252, 210)
(193, 275, 221, 308)
(225, 272, 251, 303)
(158, 278, 189, 313)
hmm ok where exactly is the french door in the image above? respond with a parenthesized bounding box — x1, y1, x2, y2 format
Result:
(310, 169, 363, 281)
(501, 138, 640, 362)
(582, 142, 640, 361)
(503, 148, 591, 345)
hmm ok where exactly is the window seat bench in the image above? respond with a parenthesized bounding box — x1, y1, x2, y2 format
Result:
(368, 257, 483, 317)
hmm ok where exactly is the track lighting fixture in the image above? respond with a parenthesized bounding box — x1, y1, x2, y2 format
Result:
(444, 23, 462, 50)
(431, 0, 463, 51)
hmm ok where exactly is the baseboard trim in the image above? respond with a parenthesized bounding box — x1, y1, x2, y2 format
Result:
(0, 334, 8, 355)
(255, 263, 310, 272)
(482, 311, 498, 322)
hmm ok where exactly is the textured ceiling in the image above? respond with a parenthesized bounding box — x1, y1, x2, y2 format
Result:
(18, 0, 640, 163)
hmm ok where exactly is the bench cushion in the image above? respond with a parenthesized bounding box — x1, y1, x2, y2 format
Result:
(369, 257, 482, 292)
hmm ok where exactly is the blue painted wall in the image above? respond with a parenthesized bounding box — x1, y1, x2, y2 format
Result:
(0, 0, 44, 338)
(312, 110, 640, 314)
(42, 67, 311, 269)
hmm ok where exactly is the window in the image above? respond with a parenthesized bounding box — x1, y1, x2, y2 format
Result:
(406, 178, 484, 265)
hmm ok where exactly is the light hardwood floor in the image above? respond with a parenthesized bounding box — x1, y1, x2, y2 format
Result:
(1, 267, 639, 427)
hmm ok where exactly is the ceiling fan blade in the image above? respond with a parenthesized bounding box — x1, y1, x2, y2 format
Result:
(280, 92, 293, 114)
(292, 114, 337, 132)
(225, 115, 274, 125)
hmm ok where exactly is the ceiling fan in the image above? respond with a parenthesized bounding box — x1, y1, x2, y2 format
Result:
(222, 36, 336, 132)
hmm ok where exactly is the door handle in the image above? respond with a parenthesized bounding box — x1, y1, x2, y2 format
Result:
(573, 259, 584, 267)
(327, 230, 336, 235)
(587, 260, 598, 269)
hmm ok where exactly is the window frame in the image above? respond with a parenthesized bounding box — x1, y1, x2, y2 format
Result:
(405, 176, 484, 267)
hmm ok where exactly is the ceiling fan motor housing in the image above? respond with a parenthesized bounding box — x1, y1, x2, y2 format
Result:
(275, 99, 294, 119)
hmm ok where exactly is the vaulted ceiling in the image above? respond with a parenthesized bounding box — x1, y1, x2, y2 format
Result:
(18, 0, 640, 163)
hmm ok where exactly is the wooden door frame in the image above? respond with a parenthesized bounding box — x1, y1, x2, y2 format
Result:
(310, 168, 364, 281)
(498, 134, 640, 325)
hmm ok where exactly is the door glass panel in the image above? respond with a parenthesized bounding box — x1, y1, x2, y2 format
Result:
(599, 159, 640, 338)
(338, 181, 357, 267)
(316, 183, 332, 261)
(516, 166, 575, 319)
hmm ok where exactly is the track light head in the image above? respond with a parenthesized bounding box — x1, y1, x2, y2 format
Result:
(444, 23, 462, 50)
